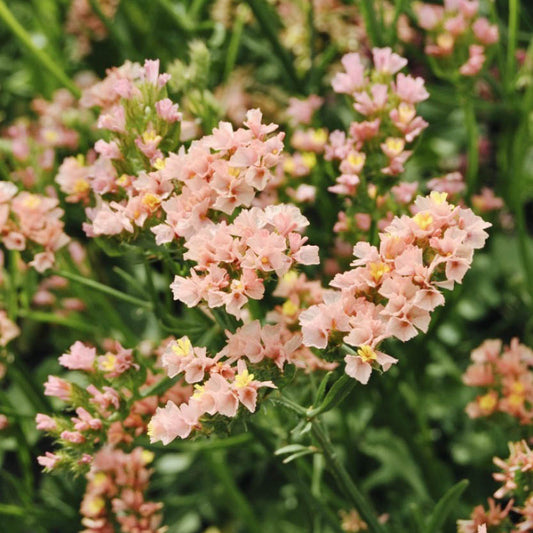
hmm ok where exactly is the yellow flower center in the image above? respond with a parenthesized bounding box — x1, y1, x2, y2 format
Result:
(357, 345, 377, 364)
(86, 496, 105, 515)
(117, 174, 130, 186)
(311, 128, 328, 144)
(153, 158, 166, 170)
(384, 137, 405, 156)
(397, 102, 416, 124)
(172, 337, 192, 357)
(437, 33, 454, 50)
(283, 158, 296, 174)
(73, 179, 90, 194)
(142, 131, 161, 144)
(192, 384, 205, 399)
(430, 191, 448, 205)
(302, 152, 317, 168)
(478, 392, 497, 413)
(43, 129, 59, 143)
(413, 212, 433, 230)
(347, 152, 365, 168)
(99, 353, 117, 372)
(282, 299, 299, 316)
(235, 369, 254, 388)
(369, 261, 391, 282)
(22, 194, 42, 209)
(142, 450, 154, 464)
(142, 193, 160, 210)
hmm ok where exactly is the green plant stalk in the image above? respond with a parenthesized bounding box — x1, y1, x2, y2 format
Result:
(205, 451, 262, 533)
(359, 0, 382, 47)
(53, 270, 152, 310)
(506, 0, 519, 92)
(311, 420, 387, 533)
(462, 96, 479, 199)
(223, 7, 246, 82)
(0, 0, 80, 97)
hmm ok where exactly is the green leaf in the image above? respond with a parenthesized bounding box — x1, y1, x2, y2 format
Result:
(425, 480, 469, 533)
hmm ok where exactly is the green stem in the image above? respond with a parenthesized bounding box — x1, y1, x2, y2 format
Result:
(17, 309, 97, 334)
(205, 451, 262, 533)
(462, 95, 479, 199)
(52, 270, 153, 310)
(0, 0, 80, 97)
(359, 0, 381, 47)
(223, 6, 246, 82)
(311, 420, 386, 533)
(506, 0, 519, 92)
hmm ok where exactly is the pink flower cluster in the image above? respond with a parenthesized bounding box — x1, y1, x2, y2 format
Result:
(150, 109, 285, 243)
(37, 339, 191, 470)
(414, 0, 499, 76)
(327, 47, 429, 195)
(149, 335, 276, 444)
(0, 182, 69, 272)
(458, 441, 533, 533)
(2, 89, 82, 189)
(463, 338, 533, 424)
(300, 192, 490, 384)
(170, 204, 319, 318)
(80, 447, 165, 533)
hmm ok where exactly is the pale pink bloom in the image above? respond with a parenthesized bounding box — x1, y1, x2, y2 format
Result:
(61, 430, 85, 443)
(155, 98, 182, 122)
(143, 58, 170, 87)
(38, 452, 61, 470)
(414, 4, 445, 30)
(472, 188, 504, 212)
(94, 139, 121, 159)
(0, 311, 20, 346)
(232, 359, 276, 412)
(44, 376, 72, 401)
(149, 400, 198, 444)
(459, 45, 486, 76)
(286, 95, 323, 125)
(35, 413, 57, 431)
(394, 73, 429, 104)
(72, 407, 102, 431)
(372, 47, 408, 75)
(332, 53, 366, 94)
(87, 384, 120, 412)
(97, 104, 126, 132)
(58, 341, 96, 371)
(354, 84, 389, 116)
(344, 348, 397, 384)
(0, 414, 8, 430)
(472, 17, 499, 45)
(444, 14, 467, 36)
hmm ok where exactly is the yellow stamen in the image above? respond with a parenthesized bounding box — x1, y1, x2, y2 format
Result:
(430, 191, 448, 205)
(171, 337, 192, 357)
(142, 131, 161, 144)
(142, 193, 160, 210)
(311, 128, 328, 145)
(384, 137, 405, 157)
(301, 152, 317, 168)
(142, 450, 154, 464)
(73, 179, 90, 194)
(437, 33, 454, 51)
(235, 369, 254, 388)
(347, 152, 365, 169)
(368, 261, 391, 282)
(413, 212, 433, 230)
(22, 194, 42, 209)
(282, 299, 299, 316)
(478, 392, 497, 413)
(357, 345, 377, 364)
(397, 102, 416, 124)
(99, 353, 117, 372)
(153, 158, 166, 170)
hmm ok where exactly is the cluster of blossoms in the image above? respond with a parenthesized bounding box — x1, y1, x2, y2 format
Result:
(149, 109, 285, 244)
(458, 441, 533, 533)
(66, 0, 121, 59)
(414, 0, 499, 77)
(2, 88, 86, 189)
(327, 47, 429, 196)
(36, 339, 191, 470)
(57, 59, 184, 230)
(149, 334, 280, 444)
(463, 339, 533, 424)
(80, 447, 164, 533)
(0, 182, 69, 272)
(170, 204, 319, 318)
(300, 192, 490, 384)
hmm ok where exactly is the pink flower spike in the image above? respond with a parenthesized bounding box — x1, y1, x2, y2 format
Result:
(58, 341, 96, 371)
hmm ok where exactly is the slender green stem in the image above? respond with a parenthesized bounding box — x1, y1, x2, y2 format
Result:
(506, 0, 519, 91)
(462, 95, 479, 199)
(359, 0, 381, 47)
(17, 309, 97, 334)
(0, 0, 80, 97)
(311, 420, 386, 533)
(223, 6, 246, 81)
(205, 451, 262, 533)
(52, 270, 153, 310)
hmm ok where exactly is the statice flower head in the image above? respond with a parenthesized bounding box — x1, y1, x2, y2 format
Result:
(327, 48, 429, 197)
(414, 0, 499, 77)
(300, 192, 491, 384)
